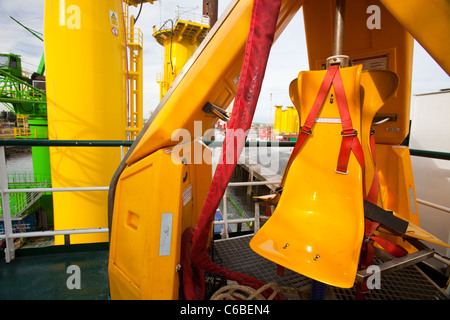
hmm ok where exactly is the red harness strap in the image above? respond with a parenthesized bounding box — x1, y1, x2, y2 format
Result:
(332, 69, 365, 175)
(282, 65, 339, 182)
(283, 65, 365, 187)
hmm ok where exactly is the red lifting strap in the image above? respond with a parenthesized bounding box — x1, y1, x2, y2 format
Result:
(188, 0, 283, 300)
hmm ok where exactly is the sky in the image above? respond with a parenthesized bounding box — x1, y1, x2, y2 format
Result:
(1, 0, 450, 123)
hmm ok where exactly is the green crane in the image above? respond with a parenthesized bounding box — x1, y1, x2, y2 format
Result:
(0, 17, 53, 226)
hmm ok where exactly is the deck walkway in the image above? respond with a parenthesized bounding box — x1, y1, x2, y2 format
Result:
(0, 243, 109, 300)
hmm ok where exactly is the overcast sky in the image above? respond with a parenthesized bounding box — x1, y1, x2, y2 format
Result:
(1, 0, 449, 123)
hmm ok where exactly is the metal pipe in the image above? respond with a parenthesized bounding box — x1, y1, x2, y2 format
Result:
(333, 0, 346, 56)
(214, 218, 255, 225)
(4, 186, 109, 194)
(416, 199, 450, 214)
(0, 228, 108, 240)
(433, 253, 450, 266)
(0, 139, 133, 147)
(410, 149, 450, 161)
(222, 190, 229, 239)
(0, 147, 15, 262)
(228, 180, 281, 187)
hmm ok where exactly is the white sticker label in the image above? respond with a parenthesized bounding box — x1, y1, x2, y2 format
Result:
(109, 10, 119, 27)
(159, 213, 173, 256)
(386, 127, 400, 132)
(182, 185, 192, 206)
(351, 54, 388, 70)
(315, 118, 342, 124)
(409, 188, 417, 215)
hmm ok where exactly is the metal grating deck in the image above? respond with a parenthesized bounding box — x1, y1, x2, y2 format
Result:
(211, 235, 449, 300)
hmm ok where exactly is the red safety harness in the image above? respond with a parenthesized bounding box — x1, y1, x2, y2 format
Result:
(283, 65, 364, 183)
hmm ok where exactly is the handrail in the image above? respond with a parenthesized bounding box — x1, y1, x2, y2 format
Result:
(410, 149, 450, 161)
(2, 139, 449, 263)
(416, 199, 450, 214)
(0, 139, 133, 147)
(203, 140, 296, 147)
(0, 140, 132, 263)
(3, 139, 447, 160)
(214, 180, 281, 239)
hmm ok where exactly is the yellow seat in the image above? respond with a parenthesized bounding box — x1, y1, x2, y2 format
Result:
(250, 65, 365, 288)
(250, 65, 403, 288)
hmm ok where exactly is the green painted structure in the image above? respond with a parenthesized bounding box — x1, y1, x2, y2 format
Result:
(0, 52, 52, 225)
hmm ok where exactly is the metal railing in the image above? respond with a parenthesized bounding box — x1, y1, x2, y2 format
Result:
(175, 6, 210, 26)
(213, 180, 280, 239)
(2, 180, 48, 217)
(0, 139, 133, 263)
(1, 138, 449, 263)
(210, 145, 450, 239)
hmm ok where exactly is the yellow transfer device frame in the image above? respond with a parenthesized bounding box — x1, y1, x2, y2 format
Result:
(108, 0, 303, 299)
(108, 0, 450, 298)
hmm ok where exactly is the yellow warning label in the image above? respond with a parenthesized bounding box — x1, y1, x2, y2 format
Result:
(110, 10, 118, 27)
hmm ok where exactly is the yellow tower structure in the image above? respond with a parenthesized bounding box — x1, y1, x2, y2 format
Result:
(281, 109, 288, 133)
(44, 0, 150, 244)
(274, 105, 282, 133)
(293, 110, 299, 133)
(286, 106, 294, 134)
(153, 11, 210, 100)
(273, 105, 299, 135)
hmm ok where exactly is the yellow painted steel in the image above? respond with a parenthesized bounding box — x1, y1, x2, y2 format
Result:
(292, 109, 299, 133)
(286, 106, 294, 134)
(380, 0, 450, 76)
(273, 105, 282, 133)
(280, 109, 288, 134)
(44, 0, 127, 244)
(390, 214, 450, 249)
(373, 145, 420, 253)
(250, 65, 365, 288)
(106, 0, 450, 298)
(109, 0, 304, 299)
(359, 70, 399, 202)
(127, 0, 155, 6)
(370, 144, 450, 252)
(273, 105, 298, 135)
(126, 0, 304, 165)
(154, 20, 210, 100)
(108, 141, 212, 299)
(303, 0, 413, 146)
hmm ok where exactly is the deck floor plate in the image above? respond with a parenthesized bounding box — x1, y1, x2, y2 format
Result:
(212, 235, 449, 300)
(0, 244, 109, 300)
(0, 237, 448, 300)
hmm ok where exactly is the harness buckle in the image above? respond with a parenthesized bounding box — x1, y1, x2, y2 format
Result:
(300, 126, 312, 135)
(341, 129, 357, 137)
(335, 168, 348, 175)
